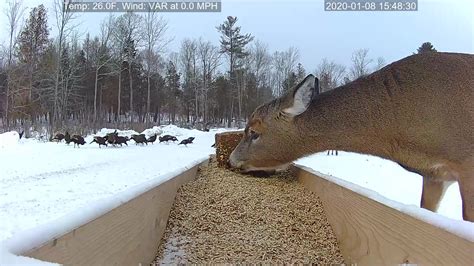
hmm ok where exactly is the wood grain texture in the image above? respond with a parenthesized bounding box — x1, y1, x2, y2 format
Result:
(293, 166, 474, 266)
(23, 161, 205, 266)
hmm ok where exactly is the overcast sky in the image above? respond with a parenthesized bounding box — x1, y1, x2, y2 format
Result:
(0, 0, 472, 71)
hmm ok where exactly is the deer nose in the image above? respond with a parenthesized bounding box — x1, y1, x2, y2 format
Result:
(228, 152, 242, 169)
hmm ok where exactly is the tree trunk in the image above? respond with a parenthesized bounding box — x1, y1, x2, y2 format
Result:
(53, 18, 66, 132)
(129, 62, 133, 122)
(4, 76, 9, 129)
(117, 70, 122, 122)
(94, 68, 99, 122)
(146, 71, 151, 124)
(99, 84, 103, 122)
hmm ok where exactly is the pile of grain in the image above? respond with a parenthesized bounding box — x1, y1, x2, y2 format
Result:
(215, 131, 244, 167)
(153, 159, 343, 264)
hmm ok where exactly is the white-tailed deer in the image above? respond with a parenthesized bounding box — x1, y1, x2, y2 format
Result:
(229, 52, 474, 222)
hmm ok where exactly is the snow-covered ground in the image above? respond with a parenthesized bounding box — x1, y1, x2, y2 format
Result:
(0, 125, 227, 265)
(297, 152, 462, 220)
(0, 126, 472, 265)
(296, 152, 473, 242)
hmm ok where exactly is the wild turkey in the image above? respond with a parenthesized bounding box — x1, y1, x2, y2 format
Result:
(131, 134, 147, 145)
(159, 135, 178, 143)
(52, 133, 65, 143)
(71, 134, 86, 148)
(178, 138, 194, 146)
(90, 136, 107, 148)
(105, 130, 119, 146)
(115, 136, 129, 146)
(19, 130, 24, 139)
(146, 134, 157, 144)
(64, 131, 72, 145)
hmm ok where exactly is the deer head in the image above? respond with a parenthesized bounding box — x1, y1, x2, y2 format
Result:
(229, 74, 318, 172)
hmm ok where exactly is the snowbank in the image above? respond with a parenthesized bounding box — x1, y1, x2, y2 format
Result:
(296, 152, 474, 241)
(140, 126, 163, 137)
(95, 128, 140, 137)
(296, 164, 474, 242)
(0, 131, 20, 149)
(0, 125, 228, 264)
(0, 248, 56, 266)
(296, 152, 463, 220)
(2, 160, 205, 265)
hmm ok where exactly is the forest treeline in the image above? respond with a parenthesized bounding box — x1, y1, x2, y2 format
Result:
(0, 1, 436, 135)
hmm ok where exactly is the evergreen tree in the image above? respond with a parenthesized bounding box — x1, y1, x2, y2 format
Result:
(17, 5, 49, 65)
(16, 4, 50, 119)
(216, 16, 254, 73)
(216, 16, 253, 124)
(282, 72, 297, 93)
(296, 63, 306, 83)
(123, 35, 138, 117)
(417, 42, 437, 54)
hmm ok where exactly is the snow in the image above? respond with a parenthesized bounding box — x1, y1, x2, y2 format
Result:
(0, 131, 20, 149)
(0, 125, 228, 265)
(296, 152, 463, 220)
(296, 152, 474, 240)
(0, 128, 472, 264)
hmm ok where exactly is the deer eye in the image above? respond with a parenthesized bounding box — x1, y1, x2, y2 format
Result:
(249, 129, 260, 140)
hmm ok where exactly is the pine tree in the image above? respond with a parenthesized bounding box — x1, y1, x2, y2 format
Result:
(16, 4, 50, 120)
(282, 72, 297, 93)
(17, 5, 49, 64)
(296, 63, 306, 83)
(417, 42, 437, 54)
(123, 35, 138, 118)
(216, 16, 253, 125)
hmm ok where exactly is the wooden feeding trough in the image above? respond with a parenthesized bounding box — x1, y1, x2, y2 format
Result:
(13, 132, 473, 265)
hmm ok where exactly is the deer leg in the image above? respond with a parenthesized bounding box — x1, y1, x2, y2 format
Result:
(420, 176, 453, 212)
(458, 176, 474, 222)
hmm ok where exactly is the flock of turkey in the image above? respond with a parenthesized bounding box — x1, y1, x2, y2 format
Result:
(52, 130, 195, 148)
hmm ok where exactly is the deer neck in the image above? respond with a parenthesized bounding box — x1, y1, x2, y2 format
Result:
(295, 82, 394, 159)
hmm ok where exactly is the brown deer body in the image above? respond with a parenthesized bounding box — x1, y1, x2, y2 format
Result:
(229, 52, 474, 222)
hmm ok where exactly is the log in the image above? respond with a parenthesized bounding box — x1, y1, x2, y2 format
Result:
(215, 131, 244, 167)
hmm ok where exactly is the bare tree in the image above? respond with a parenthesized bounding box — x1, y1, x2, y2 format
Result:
(3, 0, 24, 128)
(198, 38, 221, 123)
(315, 58, 346, 92)
(179, 39, 198, 122)
(374, 56, 386, 71)
(113, 12, 142, 121)
(125, 13, 141, 121)
(52, 0, 77, 129)
(91, 15, 114, 122)
(271, 47, 299, 96)
(142, 11, 169, 123)
(349, 48, 373, 80)
(59, 33, 85, 118)
(249, 40, 271, 102)
(112, 12, 142, 121)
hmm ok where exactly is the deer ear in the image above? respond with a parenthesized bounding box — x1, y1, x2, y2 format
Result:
(283, 74, 318, 117)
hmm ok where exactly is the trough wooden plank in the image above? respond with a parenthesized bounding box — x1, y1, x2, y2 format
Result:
(23, 161, 205, 266)
(293, 166, 473, 266)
